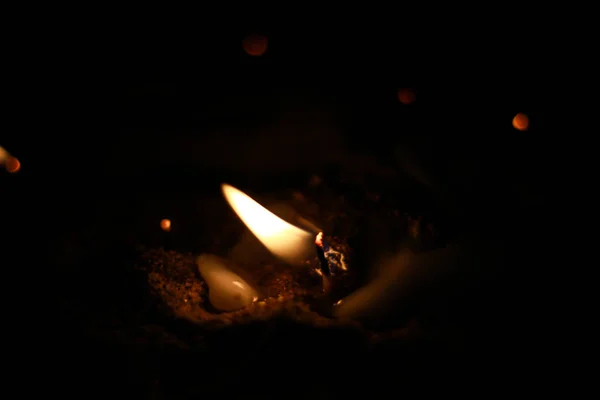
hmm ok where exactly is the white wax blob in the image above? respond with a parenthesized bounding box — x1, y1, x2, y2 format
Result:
(196, 254, 260, 312)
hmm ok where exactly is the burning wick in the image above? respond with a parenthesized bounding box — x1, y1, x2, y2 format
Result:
(315, 232, 348, 274)
(315, 232, 331, 276)
(315, 232, 332, 294)
(315, 231, 349, 294)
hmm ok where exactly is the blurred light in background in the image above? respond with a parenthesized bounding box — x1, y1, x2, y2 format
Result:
(0, 146, 20, 173)
(397, 88, 416, 105)
(5, 157, 20, 173)
(0, 146, 7, 163)
(160, 219, 171, 232)
(242, 34, 268, 56)
(512, 112, 529, 131)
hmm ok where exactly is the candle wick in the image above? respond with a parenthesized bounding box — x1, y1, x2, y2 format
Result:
(315, 232, 331, 277)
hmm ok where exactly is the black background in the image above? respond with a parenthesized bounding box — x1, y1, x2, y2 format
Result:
(3, 22, 563, 396)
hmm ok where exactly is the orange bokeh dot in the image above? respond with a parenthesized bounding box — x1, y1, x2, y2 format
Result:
(160, 219, 171, 232)
(5, 156, 20, 173)
(243, 34, 268, 57)
(398, 88, 416, 105)
(512, 113, 529, 131)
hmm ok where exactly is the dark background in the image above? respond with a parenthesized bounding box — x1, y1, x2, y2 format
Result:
(4, 25, 561, 396)
(7, 26, 554, 245)
(6, 26, 553, 180)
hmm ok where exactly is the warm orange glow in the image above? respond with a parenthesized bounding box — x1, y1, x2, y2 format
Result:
(160, 219, 171, 232)
(315, 232, 324, 247)
(5, 157, 20, 173)
(0, 146, 8, 163)
(221, 184, 314, 265)
(243, 34, 268, 56)
(512, 113, 529, 131)
(398, 88, 416, 105)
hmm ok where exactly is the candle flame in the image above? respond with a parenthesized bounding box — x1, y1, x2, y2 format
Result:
(221, 183, 315, 265)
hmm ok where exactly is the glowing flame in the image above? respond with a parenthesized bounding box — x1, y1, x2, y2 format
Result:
(222, 183, 315, 265)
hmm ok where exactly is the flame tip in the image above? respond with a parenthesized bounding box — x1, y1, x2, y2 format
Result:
(221, 182, 314, 264)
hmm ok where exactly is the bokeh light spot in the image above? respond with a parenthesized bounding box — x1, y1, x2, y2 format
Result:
(243, 34, 268, 57)
(160, 219, 171, 232)
(5, 156, 20, 173)
(512, 113, 529, 131)
(398, 88, 416, 105)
